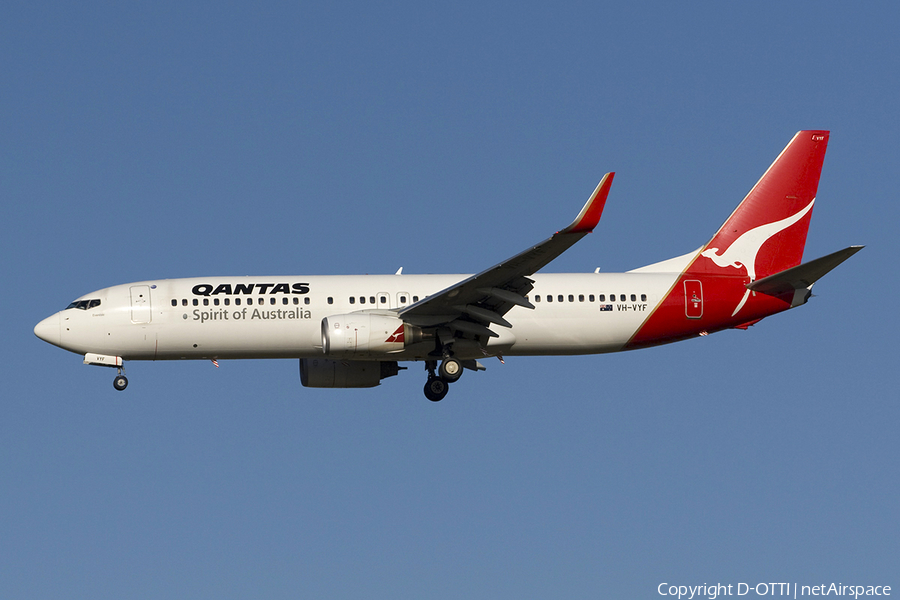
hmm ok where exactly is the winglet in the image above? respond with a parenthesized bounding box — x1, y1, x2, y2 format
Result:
(559, 172, 615, 234)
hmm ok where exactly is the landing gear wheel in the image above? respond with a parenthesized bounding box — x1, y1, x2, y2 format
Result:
(439, 357, 463, 383)
(424, 377, 449, 402)
(113, 375, 128, 391)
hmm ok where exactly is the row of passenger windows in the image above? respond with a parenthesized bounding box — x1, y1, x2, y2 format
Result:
(172, 296, 312, 307)
(170, 292, 644, 309)
(527, 293, 647, 303)
(172, 295, 425, 308)
(348, 295, 420, 305)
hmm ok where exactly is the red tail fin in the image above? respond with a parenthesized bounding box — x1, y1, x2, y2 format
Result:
(688, 130, 829, 280)
(627, 131, 831, 349)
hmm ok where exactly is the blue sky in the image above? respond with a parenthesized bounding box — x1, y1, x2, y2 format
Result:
(2, 2, 897, 598)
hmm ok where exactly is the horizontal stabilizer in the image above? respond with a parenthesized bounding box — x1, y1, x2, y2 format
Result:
(747, 245, 864, 295)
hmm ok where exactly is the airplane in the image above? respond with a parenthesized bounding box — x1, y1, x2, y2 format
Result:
(34, 130, 862, 401)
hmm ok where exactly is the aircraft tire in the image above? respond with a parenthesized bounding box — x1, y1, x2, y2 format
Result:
(113, 375, 128, 391)
(439, 357, 463, 383)
(424, 377, 448, 402)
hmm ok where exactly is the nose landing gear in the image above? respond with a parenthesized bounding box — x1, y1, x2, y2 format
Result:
(113, 367, 128, 391)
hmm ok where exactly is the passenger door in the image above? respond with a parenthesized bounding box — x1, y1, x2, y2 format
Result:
(130, 285, 152, 323)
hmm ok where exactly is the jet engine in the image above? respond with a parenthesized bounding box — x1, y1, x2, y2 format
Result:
(321, 314, 422, 357)
(299, 358, 402, 388)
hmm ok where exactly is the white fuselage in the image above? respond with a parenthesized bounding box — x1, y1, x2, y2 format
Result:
(32, 132, 851, 399)
(37, 272, 681, 362)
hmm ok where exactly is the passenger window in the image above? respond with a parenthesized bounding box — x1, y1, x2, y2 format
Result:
(599, 294, 605, 302)
(304, 297, 310, 305)
(380, 296, 386, 304)
(224, 298, 230, 306)
(270, 297, 276, 305)
(631, 294, 636, 302)
(589, 295, 595, 302)
(171, 299, 177, 307)
(558, 295, 564, 303)
(193, 299, 199, 306)
(369, 296, 376, 304)
(360, 297, 366, 304)
(328, 297, 333, 305)
(282, 297, 288, 305)
(413, 296, 419, 302)
(399, 295, 407, 303)
(547, 295, 553, 302)
(620, 294, 626, 302)
(203, 299, 209, 306)
(214, 298, 220, 306)
(350, 297, 355, 304)
(535, 295, 541, 302)
(568, 295, 574, 302)
(235, 298, 241, 306)
(247, 298, 253, 305)
(579, 295, 584, 302)
(641, 294, 647, 302)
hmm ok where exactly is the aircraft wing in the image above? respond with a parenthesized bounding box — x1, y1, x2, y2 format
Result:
(398, 173, 614, 335)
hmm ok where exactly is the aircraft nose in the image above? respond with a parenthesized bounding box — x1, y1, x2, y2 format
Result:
(34, 313, 61, 347)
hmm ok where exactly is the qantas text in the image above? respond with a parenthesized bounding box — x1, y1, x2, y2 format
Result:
(191, 283, 310, 296)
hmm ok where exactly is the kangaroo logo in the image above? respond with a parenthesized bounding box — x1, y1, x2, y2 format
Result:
(385, 325, 405, 344)
(700, 197, 815, 316)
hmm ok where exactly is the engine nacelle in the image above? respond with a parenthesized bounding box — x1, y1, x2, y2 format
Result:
(299, 358, 402, 388)
(321, 313, 421, 357)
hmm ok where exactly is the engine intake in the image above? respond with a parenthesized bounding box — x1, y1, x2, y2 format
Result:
(321, 314, 422, 357)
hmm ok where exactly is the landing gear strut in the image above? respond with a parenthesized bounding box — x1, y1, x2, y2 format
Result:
(113, 367, 128, 391)
(422, 356, 463, 401)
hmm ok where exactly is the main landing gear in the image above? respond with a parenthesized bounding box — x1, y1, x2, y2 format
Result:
(113, 367, 128, 391)
(423, 356, 463, 402)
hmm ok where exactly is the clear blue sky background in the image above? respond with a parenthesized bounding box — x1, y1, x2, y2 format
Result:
(2, 2, 896, 598)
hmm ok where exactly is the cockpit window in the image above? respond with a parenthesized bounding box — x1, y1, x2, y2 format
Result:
(65, 299, 101, 310)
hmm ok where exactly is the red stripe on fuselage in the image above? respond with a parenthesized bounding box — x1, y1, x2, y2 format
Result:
(626, 274, 794, 350)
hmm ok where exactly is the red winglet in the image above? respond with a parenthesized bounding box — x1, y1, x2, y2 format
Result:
(560, 172, 615, 234)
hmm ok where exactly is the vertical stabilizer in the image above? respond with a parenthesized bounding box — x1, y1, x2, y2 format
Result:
(689, 130, 829, 280)
(628, 131, 832, 348)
